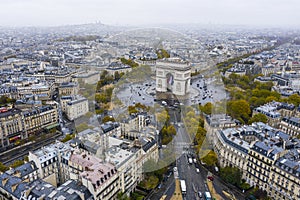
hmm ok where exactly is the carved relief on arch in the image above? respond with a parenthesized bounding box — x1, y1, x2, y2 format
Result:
(157, 79, 162, 88)
(176, 82, 181, 92)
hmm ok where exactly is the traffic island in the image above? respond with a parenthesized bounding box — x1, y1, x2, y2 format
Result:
(170, 179, 183, 200)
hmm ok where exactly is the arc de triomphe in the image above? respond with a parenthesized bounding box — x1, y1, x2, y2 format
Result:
(156, 58, 191, 97)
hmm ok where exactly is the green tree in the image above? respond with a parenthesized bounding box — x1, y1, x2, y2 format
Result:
(201, 150, 218, 166)
(265, 96, 279, 103)
(166, 125, 176, 135)
(76, 123, 93, 133)
(156, 110, 170, 125)
(128, 106, 138, 114)
(0, 96, 16, 105)
(220, 167, 242, 186)
(10, 160, 24, 168)
(248, 113, 268, 124)
(200, 102, 213, 115)
(0, 162, 8, 172)
(117, 192, 130, 200)
(156, 49, 170, 59)
(227, 100, 251, 124)
(287, 94, 300, 106)
(120, 58, 139, 68)
(102, 116, 115, 123)
(61, 134, 75, 143)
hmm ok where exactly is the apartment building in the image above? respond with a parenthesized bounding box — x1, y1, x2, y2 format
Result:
(73, 71, 100, 84)
(69, 150, 119, 200)
(23, 105, 59, 135)
(204, 114, 238, 146)
(253, 103, 281, 127)
(64, 96, 89, 120)
(247, 141, 284, 191)
(17, 83, 54, 100)
(0, 162, 39, 200)
(100, 121, 121, 138)
(106, 146, 137, 195)
(214, 123, 300, 199)
(253, 101, 296, 128)
(20, 179, 93, 200)
(269, 150, 300, 200)
(120, 113, 148, 139)
(214, 128, 250, 179)
(0, 108, 25, 147)
(58, 82, 79, 96)
(5, 161, 39, 183)
(28, 141, 74, 186)
(279, 117, 300, 137)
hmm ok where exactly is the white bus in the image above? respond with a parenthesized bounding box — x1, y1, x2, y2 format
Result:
(180, 180, 186, 195)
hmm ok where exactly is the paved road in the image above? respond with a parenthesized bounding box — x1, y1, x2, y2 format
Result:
(115, 79, 242, 200)
(177, 153, 209, 200)
(117, 81, 155, 107)
(0, 132, 63, 165)
(190, 77, 227, 106)
(147, 172, 176, 200)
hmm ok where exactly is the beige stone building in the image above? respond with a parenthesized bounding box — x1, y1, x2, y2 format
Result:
(73, 71, 100, 84)
(68, 150, 119, 200)
(60, 95, 89, 120)
(214, 123, 300, 200)
(58, 82, 79, 96)
(23, 105, 59, 135)
(0, 108, 25, 147)
(279, 117, 300, 137)
(269, 152, 300, 200)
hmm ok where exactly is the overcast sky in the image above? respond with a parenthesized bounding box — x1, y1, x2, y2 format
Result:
(0, 0, 299, 27)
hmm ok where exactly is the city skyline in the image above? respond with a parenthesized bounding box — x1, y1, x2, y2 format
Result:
(0, 0, 300, 27)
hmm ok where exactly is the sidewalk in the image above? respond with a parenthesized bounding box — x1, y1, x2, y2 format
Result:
(170, 179, 182, 200)
(207, 180, 224, 200)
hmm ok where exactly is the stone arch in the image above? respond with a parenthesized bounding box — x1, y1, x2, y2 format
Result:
(166, 73, 174, 91)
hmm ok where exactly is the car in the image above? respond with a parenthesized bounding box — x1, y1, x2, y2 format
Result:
(207, 176, 214, 181)
(196, 168, 200, 173)
(198, 191, 202, 198)
(163, 176, 168, 182)
(167, 171, 173, 177)
(157, 183, 162, 189)
(173, 167, 177, 172)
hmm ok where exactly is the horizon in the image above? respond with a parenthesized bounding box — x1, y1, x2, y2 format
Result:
(0, 0, 300, 28)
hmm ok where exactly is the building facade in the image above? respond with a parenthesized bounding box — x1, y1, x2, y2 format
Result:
(279, 117, 300, 137)
(0, 108, 25, 147)
(64, 96, 89, 120)
(23, 105, 59, 135)
(213, 123, 300, 200)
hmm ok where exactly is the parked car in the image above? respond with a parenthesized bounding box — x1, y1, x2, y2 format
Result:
(198, 191, 202, 198)
(173, 167, 177, 172)
(207, 176, 214, 181)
